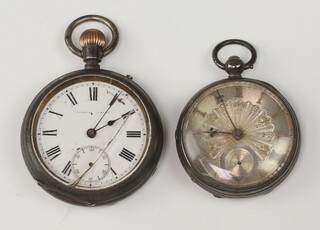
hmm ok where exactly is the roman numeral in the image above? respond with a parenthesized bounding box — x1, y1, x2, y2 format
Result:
(49, 111, 63, 117)
(271, 109, 284, 119)
(126, 131, 141, 138)
(42, 129, 57, 136)
(66, 92, 78, 105)
(89, 87, 98, 101)
(62, 161, 72, 176)
(235, 86, 243, 98)
(119, 148, 135, 162)
(257, 92, 265, 104)
(110, 167, 117, 175)
(214, 90, 224, 102)
(45, 145, 61, 161)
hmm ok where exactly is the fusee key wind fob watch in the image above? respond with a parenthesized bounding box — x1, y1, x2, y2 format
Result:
(21, 15, 163, 206)
(176, 39, 300, 198)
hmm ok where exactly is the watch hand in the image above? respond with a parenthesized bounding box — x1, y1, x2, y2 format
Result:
(216, 90, 237, 130)
(92, 92, 122, 130)
(71, 111, 132, 187)
(95, 109, 135, 132)
(106, 89, 125, 105)
(87, 92, 122, 138)
(195, 128, 233, 137)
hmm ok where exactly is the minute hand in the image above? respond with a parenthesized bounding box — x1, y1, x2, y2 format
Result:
(216, 90, 237, 130)
(93, 92, 121, 130)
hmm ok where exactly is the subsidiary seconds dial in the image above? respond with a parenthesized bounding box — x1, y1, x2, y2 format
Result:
(35, 78, 148, 189)
(71, 145, 111, 185)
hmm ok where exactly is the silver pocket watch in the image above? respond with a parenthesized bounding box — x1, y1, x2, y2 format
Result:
(176, 39, 300, 198)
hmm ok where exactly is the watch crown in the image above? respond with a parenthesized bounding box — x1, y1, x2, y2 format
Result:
(80, 29, 107, 48)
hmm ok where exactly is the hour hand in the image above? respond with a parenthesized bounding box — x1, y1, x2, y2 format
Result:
(96, 109, 135, 131)
(201, 128, 233, 137)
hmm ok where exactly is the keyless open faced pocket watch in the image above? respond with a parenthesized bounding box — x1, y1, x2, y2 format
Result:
(176, 39, 300, 198)
(21, 15, 163, 206)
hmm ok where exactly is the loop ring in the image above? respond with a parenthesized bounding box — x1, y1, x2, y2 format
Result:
(65, 15, 119, 58)
(212, 39, 257, 70)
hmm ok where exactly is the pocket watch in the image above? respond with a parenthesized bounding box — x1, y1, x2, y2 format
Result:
(21, 15, 163, 206)
(176, 39, 300, 198)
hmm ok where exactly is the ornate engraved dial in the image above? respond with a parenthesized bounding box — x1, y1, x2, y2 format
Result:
(202, 100, 275, 161)
(182, 81, 295, 188)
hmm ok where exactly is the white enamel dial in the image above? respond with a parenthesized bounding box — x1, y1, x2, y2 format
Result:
(32, 76, 149, 190)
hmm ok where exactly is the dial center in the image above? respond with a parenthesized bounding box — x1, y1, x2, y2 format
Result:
(87, 128, 97, 138)
(233, 129, 244, 140)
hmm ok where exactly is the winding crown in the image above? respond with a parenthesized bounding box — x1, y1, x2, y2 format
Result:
(80, 29, 107, 48)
